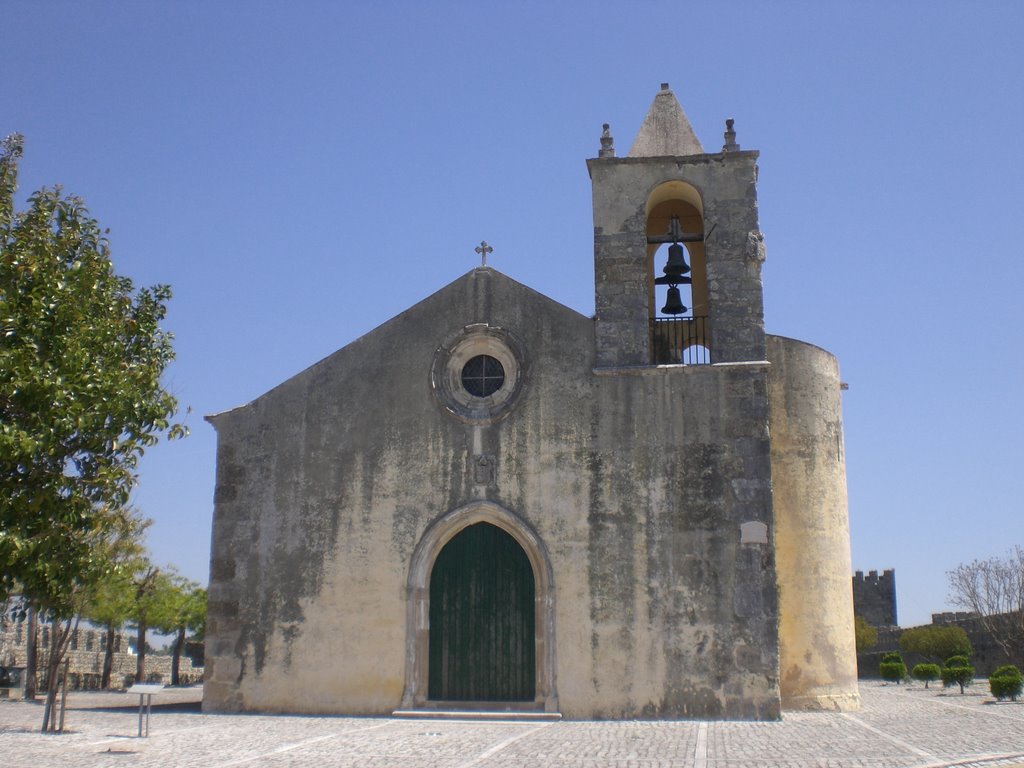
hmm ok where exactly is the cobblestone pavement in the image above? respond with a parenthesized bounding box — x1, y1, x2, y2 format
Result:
(1, 682, 1022, 768)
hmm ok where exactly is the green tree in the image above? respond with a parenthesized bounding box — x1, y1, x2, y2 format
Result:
(0, 135, 184, 731)
(879, 651, 906, 684)
(989, 665, 1023, 702)
(854, 616, 878, 653)
(128, 565, 162, 683)
(86, 570, 136, 688)
(911, 663, 941, 689)
(24, 507, 140, 731)
(81, 509, 151, 688)
(0, 133, 185, 608)
(898, 625, 972, 664)
(150, 576, 206, 685)
(941, 655, 974, 695)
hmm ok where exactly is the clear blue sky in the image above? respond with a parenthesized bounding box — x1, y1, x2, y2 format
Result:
(5, 1, 1022, 628)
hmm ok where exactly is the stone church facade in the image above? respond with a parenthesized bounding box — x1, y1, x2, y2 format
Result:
(204, 85, 859, 719)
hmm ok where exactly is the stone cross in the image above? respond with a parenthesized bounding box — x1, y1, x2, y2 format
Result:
(475, 241, 493, 266)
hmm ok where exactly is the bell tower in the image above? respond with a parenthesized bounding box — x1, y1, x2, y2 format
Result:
(588, 84, 766, 368)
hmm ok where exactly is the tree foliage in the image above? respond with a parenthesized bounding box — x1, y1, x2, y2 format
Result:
(854, 616, 878, 653)
(898, 625, 972, 664)
(21, 504, 150, 731)
(81, 508, 151, 688)
(989, 665, 1023, 702)
(149, 574, 206, 685)
(879, 652, 906, 683)
(941, 655, 974, 695)
(128, 565, 162, 683)
(0, 133, 185, 610)
(948, 546, 1024, 662)
(911, 663, 941, 688)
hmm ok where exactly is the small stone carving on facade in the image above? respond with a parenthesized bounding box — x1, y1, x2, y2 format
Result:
(472, 454, 497, 485)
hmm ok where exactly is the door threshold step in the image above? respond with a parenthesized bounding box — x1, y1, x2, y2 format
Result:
(392, 709, 562, 722)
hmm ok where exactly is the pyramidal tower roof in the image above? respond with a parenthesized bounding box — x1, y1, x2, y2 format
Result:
(628, 83, 704, 157)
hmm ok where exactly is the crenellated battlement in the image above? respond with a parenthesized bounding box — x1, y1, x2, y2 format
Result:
(852, 569, 897, 627)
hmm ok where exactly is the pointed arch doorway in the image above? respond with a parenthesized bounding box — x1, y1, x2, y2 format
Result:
(401, 501, 558, 712)
(429, 522, 535, 701)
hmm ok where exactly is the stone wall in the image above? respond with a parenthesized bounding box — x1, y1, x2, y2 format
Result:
(206, 268, 780, 719)
(930, 612, 1023, 675)
(852, 569, 897, 628)
(769, 336, 859, 711)
(589, 151, 765, 368)
(855, 612, 1022, 678)
(0, 618, 203, 691)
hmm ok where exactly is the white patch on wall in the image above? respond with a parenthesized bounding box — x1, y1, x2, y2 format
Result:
(740, 521, 768, 545)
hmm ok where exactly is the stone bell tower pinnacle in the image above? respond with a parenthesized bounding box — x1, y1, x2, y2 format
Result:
(588, 84, 767, 368)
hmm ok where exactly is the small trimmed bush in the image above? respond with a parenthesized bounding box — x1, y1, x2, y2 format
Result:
(880, 652, 907, 684)
(912, 663, 941, 689)
(989, 665, 1023, 702)
(942, 655, 974, 694)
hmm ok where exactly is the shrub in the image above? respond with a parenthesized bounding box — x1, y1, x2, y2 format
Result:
(942, 655, 974, 694)
(880, 652, 907, 684)
(989, 665, 1023, 702)
(911, 663, 941, 689)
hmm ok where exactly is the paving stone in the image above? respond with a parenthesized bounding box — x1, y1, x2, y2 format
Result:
(1, 682, 1022, 767)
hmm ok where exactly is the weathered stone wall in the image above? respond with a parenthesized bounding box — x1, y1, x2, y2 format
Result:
(0, 619, 202, 690)
(206, 267, 780, 719)
(769, 335, 860, 711)
(858, 613, 1023, 678)
(588, 151, 765, 368)
(852, 569, 897, 627)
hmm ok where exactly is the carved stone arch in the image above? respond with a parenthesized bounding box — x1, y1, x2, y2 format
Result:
(400, 501, 558, 712)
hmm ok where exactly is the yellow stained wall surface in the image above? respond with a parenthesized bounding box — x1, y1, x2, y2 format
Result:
(768, 335, 860, 711)
(205, 270, 782, 719)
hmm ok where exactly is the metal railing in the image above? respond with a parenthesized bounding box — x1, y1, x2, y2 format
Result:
(651, 316, 710, 365)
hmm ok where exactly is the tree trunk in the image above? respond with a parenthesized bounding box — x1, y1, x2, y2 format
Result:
(135, 621, 146, 683)
(171, 625, 185, 686)
(24, 606, 37, 700)
(41, 618, 75, 733)
(57, 657, 70, 733)
(101, 623, 115, 689)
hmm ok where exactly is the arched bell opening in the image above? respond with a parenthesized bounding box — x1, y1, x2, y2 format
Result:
(645, 181, 710, 364)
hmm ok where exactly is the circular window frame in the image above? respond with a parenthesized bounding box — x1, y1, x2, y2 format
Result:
(431, 324, 528, 424)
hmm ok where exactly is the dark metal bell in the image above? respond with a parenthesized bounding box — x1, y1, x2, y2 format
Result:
(663, 242, 691, 276)
(661, 285, 687, 315)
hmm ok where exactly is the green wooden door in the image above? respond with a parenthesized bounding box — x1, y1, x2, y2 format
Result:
(428, 522, 536, 702)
